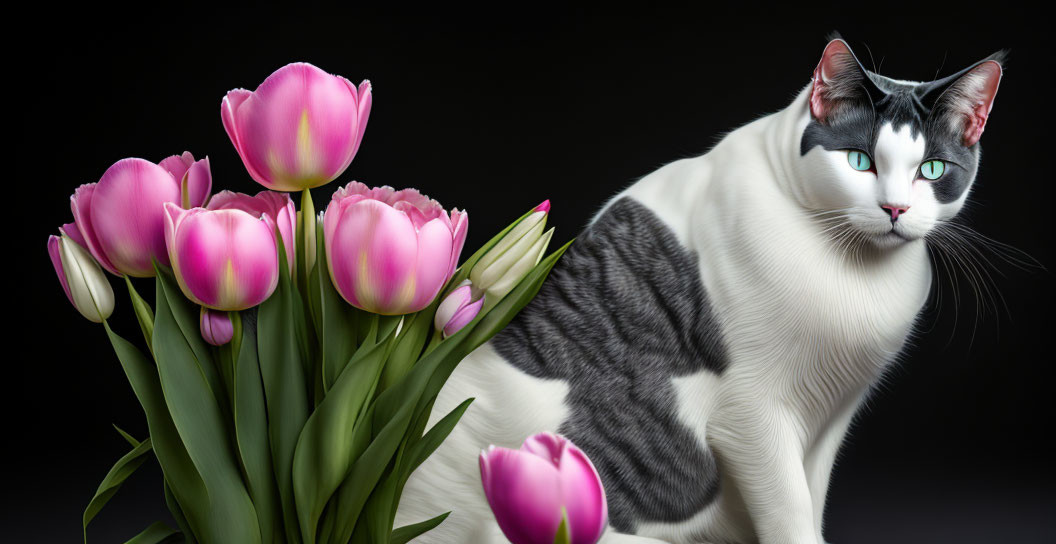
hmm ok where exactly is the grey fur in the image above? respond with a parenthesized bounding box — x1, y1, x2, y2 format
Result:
(493, 197, 728, 532)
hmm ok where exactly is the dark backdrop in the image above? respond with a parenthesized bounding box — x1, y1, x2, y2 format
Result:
(9, 6, 1054, 544)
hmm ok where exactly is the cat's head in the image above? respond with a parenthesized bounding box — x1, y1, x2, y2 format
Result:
(793, 38, 1004, 249)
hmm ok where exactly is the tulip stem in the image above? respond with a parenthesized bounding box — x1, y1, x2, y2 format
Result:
(298, 188, 316, 284)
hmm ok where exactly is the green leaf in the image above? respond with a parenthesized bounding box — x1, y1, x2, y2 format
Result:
(125, 276, 155, 352)
(164, 481, 195, 544)
(153, 268, 228, 420)
(257, 242, 310, 544)
(104, 322, 206, 535)
(83, 437, 154, 543)
(390, 512, 450, 544)
(152, 273, 262, 543)
(292, 318, 396, 544)
(379, 397, 473, 532)
(313, 222, 365, 393)
(113, 424, 141, 448)
(123, 521, 180, 544)
(327, 399, 417, 544)
(406, 398, 473, 477)
(233, 311, 282, 544)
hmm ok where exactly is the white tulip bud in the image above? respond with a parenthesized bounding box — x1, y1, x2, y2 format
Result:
(48, 233, 115, 323)
(469, 201, 554, 312)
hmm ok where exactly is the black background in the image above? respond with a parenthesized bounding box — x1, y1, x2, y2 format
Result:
(9, 6, 1054, 544)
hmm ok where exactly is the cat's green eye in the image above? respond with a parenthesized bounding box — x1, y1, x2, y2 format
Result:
(920, 160, 945, 180)
(847, 150, 872, 171)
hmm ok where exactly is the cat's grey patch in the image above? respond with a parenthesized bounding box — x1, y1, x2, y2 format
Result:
(493, 197, 728, 532)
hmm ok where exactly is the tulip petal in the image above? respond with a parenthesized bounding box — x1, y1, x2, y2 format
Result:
(159, 151, 194, 182)
(221, 88, 272, 186)
(91, 158, 181, 276)
(406, 217, 455, 311)
(448, 208, 469, 274)
(48, 235, 74, 304)
(60, 222, 87, 251)
(70, 183, 120, 275)
(183, 156, 213, 207)
(351, 80, 372, 159)
(208, 190, 296, 272)
(560, 444, 608, 544)
(443, 296, 482, 337)
(328, 199, 418, 314)
(480, 446, 565, 544)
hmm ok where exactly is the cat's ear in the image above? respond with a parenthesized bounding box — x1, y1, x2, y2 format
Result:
(920, 54, 1004, 147)
(809, 39, 876, 123)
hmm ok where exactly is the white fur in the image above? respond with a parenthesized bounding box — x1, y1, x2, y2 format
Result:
(398, 84, 958, 543)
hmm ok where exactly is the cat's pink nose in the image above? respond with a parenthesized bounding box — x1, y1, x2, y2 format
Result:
(881, 204, 909, 221)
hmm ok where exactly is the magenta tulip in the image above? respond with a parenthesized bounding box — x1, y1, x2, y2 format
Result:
(199, 307, 234, 346)
(164, 203, 279, 311)
(323, 182, 468, 315)
(433, 280, 483, 337)
(69, 153, 212, 277)
(480, 433, 608, 544)
(207, 190, 297, 273)
(221, 62, 372, 192)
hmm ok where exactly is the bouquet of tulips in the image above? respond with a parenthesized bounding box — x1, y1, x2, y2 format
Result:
(48, 62, 569, 544)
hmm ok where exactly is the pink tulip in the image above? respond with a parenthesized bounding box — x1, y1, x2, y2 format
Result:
(200, 307, 234, 346)
(207, 190, 297, 273)
(324, 182, 468, 315)
(480, 433, 608, 544)
(164, 203, 279, 311)
(221, 62, 372, 192)
(434, 280, 483, 337)
(69, 153, 212, 277)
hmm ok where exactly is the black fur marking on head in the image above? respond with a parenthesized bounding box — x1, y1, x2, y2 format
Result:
(493, 197, 728, 533)
(801, 45, 1001, 204)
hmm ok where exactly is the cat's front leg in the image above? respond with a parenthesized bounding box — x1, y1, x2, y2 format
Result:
(712, 405, 818, 544)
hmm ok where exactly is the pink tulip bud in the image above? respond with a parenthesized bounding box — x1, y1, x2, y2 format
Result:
(164, 203, 279, 311)
(199, 307, 234, 346)
(221, 62, 372, 192)
(323, 182, 468, 315)
(434, 280, 483, 337)
(480, 432, 608, 544)
(207, 190, 297, 273)
(68, 153, 212, 277)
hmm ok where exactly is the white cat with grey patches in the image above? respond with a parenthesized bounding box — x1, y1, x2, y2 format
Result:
(395, 38, 1004, 543)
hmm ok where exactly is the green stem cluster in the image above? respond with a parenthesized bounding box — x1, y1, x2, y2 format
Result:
(84, 203, 571, 544)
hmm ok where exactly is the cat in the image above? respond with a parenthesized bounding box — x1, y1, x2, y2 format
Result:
(395, 37, 1005, 544)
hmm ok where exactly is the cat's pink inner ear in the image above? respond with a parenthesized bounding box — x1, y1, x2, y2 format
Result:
(809, 39, 857, 123)
(960, 60, 1002, 147)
